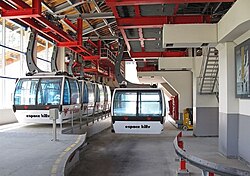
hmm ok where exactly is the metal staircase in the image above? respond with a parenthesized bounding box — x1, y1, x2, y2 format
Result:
(199, 47, 219, 100)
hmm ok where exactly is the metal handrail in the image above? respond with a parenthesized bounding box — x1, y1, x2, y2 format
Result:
(199, 47, 219, 94)
(100, 48, 116, 63)
(199, 47, 209, 91)
(173, 132, 250, 176)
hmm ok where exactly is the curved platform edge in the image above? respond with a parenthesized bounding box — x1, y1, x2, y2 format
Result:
(51, 134, 87, 176)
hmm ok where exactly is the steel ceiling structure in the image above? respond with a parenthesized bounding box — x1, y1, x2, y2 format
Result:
(0, 0, 121, 79)
(0, 0, 235, 76)
(106, 0, 235, 71)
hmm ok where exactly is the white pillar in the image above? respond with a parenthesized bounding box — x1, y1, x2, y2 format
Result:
(217, 42, 239, 157)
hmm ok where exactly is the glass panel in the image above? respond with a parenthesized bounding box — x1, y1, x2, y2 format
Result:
(5, 49, 21, 77)
(69, 79, 80, 104)
(99, 85, 104, 102)
(138, 91, 162, 116)
(37, 78, 62, 105)
(103, 86, 108, 101)
(95, 84, 100, 102)
(83, 82, 88, 103)
(36, 36, 50, 71)
(86, 82, 94, 103)
(113, 91, 137, 116)
(14, 79, 39, 105)
(5, 20, 21, 49)
(63, 79, 70, 105)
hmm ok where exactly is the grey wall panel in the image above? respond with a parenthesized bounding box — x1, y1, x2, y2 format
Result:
(193, 107, 218, 136)
(219, 112, 239, 158)
(219, 112, 228, 156)
(238, 114, 250, 163)
(227, 114, 239, 157)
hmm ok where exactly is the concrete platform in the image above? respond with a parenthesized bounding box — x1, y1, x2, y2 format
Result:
(69, 116, 250, 176)
(0, 116, 111, 176)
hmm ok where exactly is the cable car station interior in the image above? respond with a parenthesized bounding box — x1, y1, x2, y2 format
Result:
(0, 0, 250, 175)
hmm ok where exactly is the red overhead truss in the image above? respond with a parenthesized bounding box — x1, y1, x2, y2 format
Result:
(106, 0, 217, 58)
(0, 0, 117, 78)
(106, 0, 234, 58)
(131, 51, 187, 58)
(106, 0, 235, 6)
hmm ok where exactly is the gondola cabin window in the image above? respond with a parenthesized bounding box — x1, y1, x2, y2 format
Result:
(14, 79, 39, 105)
(68, 79, 80, 104)
(113, 91, 137, 116)
(63, 79, 70, 105)
(37, 78, 61, 105)
(138, 91, 161, 116)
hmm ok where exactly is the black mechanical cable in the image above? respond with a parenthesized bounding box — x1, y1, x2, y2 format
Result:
(0, 44, 51, 63)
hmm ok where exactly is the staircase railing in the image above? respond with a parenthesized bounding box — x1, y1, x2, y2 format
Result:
(199, 47, 219, 95)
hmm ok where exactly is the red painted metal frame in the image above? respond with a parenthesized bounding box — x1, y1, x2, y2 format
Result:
(106, 0, 235, 6)
(137, 65, 157, 72)
(108, 0, 214, 59)
(63, 18, 78, 31)
(117, 15, 211, 28)
(131, 51, 187, 58)
(0, 0, 117, 77)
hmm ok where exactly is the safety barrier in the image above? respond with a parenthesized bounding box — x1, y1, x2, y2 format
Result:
(173, 132, 250, 176)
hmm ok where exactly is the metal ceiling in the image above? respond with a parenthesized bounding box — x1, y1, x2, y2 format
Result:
(0, 0, 236, 76)
(106, 0, 235, 70)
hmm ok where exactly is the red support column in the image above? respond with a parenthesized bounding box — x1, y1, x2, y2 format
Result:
(32, 0, 41, 15)
(174, 95, 179, 120)
(98, 40, 101, 56)
(77, 18, 83, 46)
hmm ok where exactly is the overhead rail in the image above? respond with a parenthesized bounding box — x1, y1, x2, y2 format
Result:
(55, 12, 115, 20)
(174, 132, 250, 176)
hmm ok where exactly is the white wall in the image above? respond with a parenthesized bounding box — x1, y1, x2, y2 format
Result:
(159, 57, 193, 70)
(0, 109, 17, 125)
(138, 71, 193, 111)
(218, 0, 250, 42)
(163, 24, 217, 47)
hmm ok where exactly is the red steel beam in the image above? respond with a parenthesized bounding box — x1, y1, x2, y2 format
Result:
(117, 15, 211, 29)
(57, 41, 79, 47)
(63, 18, 78, 31)
(106, 0, 235, 6)
(174, 4, 179, 15)
(35, 16, 74, 42)
(33, 0, 41, 15)
(1, 0, 41, 18)
(120, 28, 131, 51)
(87, 39, 98, 49)
(83, 56, 100, 60)
(134, 5, 141, 17)
(77, 18, 82, 46)
(1, 9, 41, 18)
(131, 51, 187, 58)
(6, 0, 30, 9)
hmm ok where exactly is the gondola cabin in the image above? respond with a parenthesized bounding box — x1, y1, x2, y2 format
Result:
(111, 88, 166, 134)
(13, 73, 81, 124)
(79, 80, 95, 116)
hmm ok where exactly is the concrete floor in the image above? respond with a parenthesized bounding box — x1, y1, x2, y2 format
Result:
(69, 118, 250, 176)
